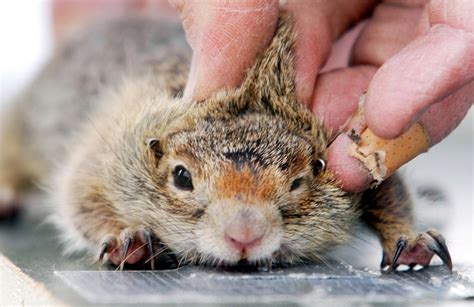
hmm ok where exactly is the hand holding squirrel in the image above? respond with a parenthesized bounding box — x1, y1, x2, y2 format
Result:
(171, 0, 473, 192)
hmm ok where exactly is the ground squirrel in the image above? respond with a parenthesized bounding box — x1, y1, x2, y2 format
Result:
(0, 14, 452, 272)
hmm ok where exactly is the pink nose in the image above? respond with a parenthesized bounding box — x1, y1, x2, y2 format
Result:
(225, 232, 264, 251)
(224, 208, 266, 252)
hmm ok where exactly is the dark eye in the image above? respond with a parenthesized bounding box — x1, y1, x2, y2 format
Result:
(173, 165, 193, 191)
(290, 177, 303, 192)
(313, 158, 326, 176)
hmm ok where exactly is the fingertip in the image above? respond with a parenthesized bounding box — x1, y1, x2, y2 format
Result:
(327, 134, 372, 192)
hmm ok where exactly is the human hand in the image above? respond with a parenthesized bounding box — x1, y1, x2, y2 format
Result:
(172, 0, 473, 192)
(322, 0, 473, 191)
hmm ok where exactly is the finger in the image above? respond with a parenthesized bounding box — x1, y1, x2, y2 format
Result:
(327, 134, 373, 192)
(327, 80, 472, 193)
(285, 0, 376, 104)
(419, 80, 473, 145)
(429, 0, 474, 32)
(312, 65, 377, 137)
(366, 24, 474, 138)
(311, 66, 376, 192)
(170, 0, 279, 100)
(321, 21, 366, 72)
(365, 1, 474, 139)
(384, 0, 427, 5)
(351, 3, 424, 66)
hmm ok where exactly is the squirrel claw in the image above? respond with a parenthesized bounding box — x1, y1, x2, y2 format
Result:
(143, 228, 155, 270)
(425, 229, 452, 271)
(98, 234, 118, 266)
(118, 236, 133, 271)
(386, 236, 408, 272)
(97, 227, 155, 270)
(98, 242, 108, 265)
(382, 229, 452, 273)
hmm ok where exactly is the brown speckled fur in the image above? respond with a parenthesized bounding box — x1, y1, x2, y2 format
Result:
(0, 14, 429, 268)
(361, 175, 414, 256)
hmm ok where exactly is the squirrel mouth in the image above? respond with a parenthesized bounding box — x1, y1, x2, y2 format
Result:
(239, 251, 249, 260)
(213, 259, 273, 272)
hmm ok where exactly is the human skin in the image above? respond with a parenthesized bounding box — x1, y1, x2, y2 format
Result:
(53, 0, 473, 192)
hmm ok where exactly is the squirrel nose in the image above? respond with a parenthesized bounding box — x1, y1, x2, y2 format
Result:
(224, 208, 266, 251)
(225, 232, 264, 251)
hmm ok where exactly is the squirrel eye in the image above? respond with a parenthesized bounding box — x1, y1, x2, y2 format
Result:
(173, 165, 193, 191)
(290, 177, 303, 192)
(313, 158, 326, 176)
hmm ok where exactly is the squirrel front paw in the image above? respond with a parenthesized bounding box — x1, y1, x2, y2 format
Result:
(98, 226, 177, 270)
(381, 229, 452, 273)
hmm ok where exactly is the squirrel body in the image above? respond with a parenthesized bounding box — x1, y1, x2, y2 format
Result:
(0, 14, 451, 270)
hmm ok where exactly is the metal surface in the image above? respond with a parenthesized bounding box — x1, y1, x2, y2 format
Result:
(55, 264, 473, 305)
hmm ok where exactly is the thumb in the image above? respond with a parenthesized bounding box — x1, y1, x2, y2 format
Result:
(170, 0, 279, 100)
(365, 0, 474, 139)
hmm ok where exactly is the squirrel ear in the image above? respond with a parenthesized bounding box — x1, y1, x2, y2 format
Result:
(239, 13, 297, 105)
(146, 138, 163, 159)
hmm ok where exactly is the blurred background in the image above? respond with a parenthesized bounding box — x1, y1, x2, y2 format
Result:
(0, 0, 177, 104)
(0, 0, 472, 265)
(0, 1, 52, 103)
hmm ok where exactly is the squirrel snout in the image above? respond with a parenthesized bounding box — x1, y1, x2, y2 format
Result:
(225, 233, 263, 252)
(224, 208, 267, 252)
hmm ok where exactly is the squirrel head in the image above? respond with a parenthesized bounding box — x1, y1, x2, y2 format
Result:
(142, 14, 358, 265)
